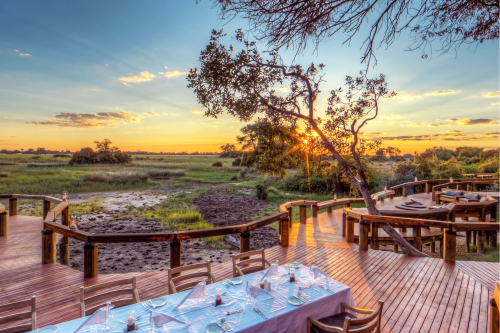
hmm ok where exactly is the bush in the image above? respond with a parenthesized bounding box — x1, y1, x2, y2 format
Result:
(479, 159, 499, 173)
(256, 184, 268, 200)
(69, 147, 132, 165)
(27, 163, 68, 168)
(230, 175, 238, 181)
(83, 172, 148, 184)
(31, 156, 42, 160)
(240, 170, 247, 178)
(0, 173, 8, 178)
(240, 152, 256, 167)
(147, 169, 185, 178)
(212, 161, 223, 167)
(232, 157, 241, 166)
(53, 154, 71, 158)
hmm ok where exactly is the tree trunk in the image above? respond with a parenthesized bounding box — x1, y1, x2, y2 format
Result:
(358, 180, 429, 257)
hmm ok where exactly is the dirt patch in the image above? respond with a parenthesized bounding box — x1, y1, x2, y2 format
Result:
(193, 194, 277, 249)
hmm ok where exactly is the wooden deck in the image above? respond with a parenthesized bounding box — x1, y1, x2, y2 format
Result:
(0, 212, 497, 332)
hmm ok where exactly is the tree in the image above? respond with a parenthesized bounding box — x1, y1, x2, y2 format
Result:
(188, 30, 425, 256)
(213, 0, 498, 66)
(386, 146, 401, 159)
(220, 143, 237, 153)
(374, 148, 386, 160)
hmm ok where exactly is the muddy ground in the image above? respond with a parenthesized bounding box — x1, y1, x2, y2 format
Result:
(60, 189, 275, 274)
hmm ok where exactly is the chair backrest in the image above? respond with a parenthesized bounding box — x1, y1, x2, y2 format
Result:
(344, 300, 384, 333)
(232, 249, 272, 277)
(0, 296, 36, 333)
(80, 277, 140, 317)
(168, 262, 216, 294)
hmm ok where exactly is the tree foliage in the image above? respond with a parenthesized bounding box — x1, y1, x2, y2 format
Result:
(213, 0, 499, 66)
(69, 140, 132, 165)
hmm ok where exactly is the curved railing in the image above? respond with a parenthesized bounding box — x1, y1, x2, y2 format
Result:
(1, 177, 498, 278)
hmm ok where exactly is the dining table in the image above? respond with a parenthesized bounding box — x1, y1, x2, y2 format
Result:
(30, 263, 353, 333)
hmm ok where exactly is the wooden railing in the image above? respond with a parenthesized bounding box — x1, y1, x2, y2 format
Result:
(390, 178, 499, 197)
(343, 207, 500, 264)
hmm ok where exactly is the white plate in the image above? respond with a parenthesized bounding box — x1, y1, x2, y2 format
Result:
(287, 296, 304, 306)
(150, 297, 167, 308)
(38, 326, 59, 333)
(205, 323, 224, 333)
(228, 277, 242, 285)
(289, 262, 301, 268)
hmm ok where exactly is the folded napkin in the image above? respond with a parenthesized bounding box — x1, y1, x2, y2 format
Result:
(173, 278, 206, 311)
(73, 304, 110, 332)
(154, 312, 191, 326)
(246, 281, 274, 298)
(259, 264, 279, 283)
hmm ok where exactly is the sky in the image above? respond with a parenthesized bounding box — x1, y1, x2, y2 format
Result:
(0, 0, 498, 153)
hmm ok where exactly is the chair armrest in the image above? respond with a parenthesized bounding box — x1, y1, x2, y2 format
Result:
(341, 302, 374, 314)
(235, 265, 245, 277)
(264, 258, 272, 267)
(208, 272, 217, 284)
(307, 317, 343, 333)
(453, 196, 465, 199)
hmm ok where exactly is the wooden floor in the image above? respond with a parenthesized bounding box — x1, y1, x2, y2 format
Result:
(0, 212, 497, 332)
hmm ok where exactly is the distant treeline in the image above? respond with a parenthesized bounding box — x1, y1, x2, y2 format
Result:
(0, 149, 219, 155)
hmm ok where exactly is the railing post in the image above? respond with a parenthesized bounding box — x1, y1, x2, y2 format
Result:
(342, 212, 347, 237)
(492, 204, 498, 222)
(299, 205, 307, 224)
(443, 228, 456, 264)
(287, 207, 293, 229)
(280, 217, 289, 247)
(465, 230, 471, 253)
(425, 183, 431, 194)
(312, 204, 318, 218)
(467, 182, 472, 191)
(327, 206, 333, 213)
(431, 242, 436, 253)
(8, 198, 17, 216)
(42, 200, 51, 220)
(413, 226, 422, 251)
(0, 212, 7, 237)
(346, 217, 354, 243)
(359, 218, 370, 251)
(490, 230, 497, 248)
(84, 243, 98, 278)
(478, 231, 485, 254)
(240, 231, 251, 260)
(59, 206, 70, 266)
(371, 223, 379, 250)
(170, 239, 181, 270)
(402, 186, 407, 197)
(41, 229, 56, 264)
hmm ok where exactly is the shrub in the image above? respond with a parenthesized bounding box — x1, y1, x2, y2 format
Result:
(232, 157, 241, 166)
(256, 184, 268, 200)
(27, 163, 68, 168)
(230, 175, 238, 181)
(240, 170, 247, 178)
(212, 161, 223, 167)
(69, 147, 132, 165)
(83, 172, 148, 184)
(240, 152, 256, 167)
(31, 156, 42, 160)
(53, 154, 71, 158)
(147, 169, 185, 178)
(479, 159, 499, 173)
(0, 173, 8, 178)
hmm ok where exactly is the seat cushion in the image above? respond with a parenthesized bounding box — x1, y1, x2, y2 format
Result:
(444, 190, 463, 196)
(439, 195, 455, 199)
(480, 196, 488, 202)
(311, 312, 374, 333)
(458, 198, 479, 202)
(465, 193, 480, 200)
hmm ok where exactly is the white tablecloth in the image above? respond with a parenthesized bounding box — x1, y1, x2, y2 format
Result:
(30, 264, 353, 333)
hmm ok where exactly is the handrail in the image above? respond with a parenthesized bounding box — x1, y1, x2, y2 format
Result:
(0, 203, 4, 214)
(390, 178, 499, 190)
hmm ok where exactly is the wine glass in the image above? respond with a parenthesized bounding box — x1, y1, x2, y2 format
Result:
(148, 311, 157, 333)
(100, 303, 114, 332)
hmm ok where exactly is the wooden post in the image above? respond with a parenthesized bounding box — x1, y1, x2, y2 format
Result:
(478, 231, 485, 254)
(413, 226, 422, 251)
(287, 207, 293, 229)
(466, 231, 471, 253)
(492, 204, 498, 222)
(473, 231, 477, 245)
(490, 231, 497, 249)
(327, 206, 333, 213)
(443, 229, 457, 264)
(41, 229, 56, 264)
(299, 205, 307, 224)
(346, 217, 355, 243)
(400, 226, 407, 233)
(170, 239, 181, 270)
(342, 212, 347, 237)
(371, 223, 379, 250)
(359, 219, 370, 251)
(280, 217, 289, 247)
(59, 207, 70, 266)
(312, 205, 318, 218)
(8, 198, 17, 216)
(0, 212, 7, 237)
(402, 186, 407, 197)
(431, 242, 436, 253)
(467, 183, 472, 191)
(425, 183, 430, 193)
(83, 243, 98, 278)
(394, 245, 398, 253)
(490, 283, 500, 333)
(42, 200, 51, 220)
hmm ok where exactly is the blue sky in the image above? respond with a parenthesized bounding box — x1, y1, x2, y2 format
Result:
(0, 0, 498, 152)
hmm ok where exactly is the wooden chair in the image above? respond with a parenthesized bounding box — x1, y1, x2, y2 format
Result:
(168, 262, 216, 294)
(232, 249, 272, 277)
(0, 297, 36, 333)
(80, 277, 140, 317)
(307, 300, 384, 333)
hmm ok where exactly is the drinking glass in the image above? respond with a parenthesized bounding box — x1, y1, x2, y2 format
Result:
(148, 311, 157, 333)
(100, 303, 114, 332)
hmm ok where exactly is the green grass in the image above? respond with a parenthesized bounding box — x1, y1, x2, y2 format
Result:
(464, 244, 499, 262)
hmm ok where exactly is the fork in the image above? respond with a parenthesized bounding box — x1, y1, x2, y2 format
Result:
(221, 318, 233, 332)
(216, 320, 227, 332)
(224, 309, 242, 315)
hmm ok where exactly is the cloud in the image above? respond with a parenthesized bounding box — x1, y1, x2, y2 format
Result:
(32, 111, 141, 128)
(448, 118, 499, 126)
(447, 130, 463, 133)
(191, 109, 205, 115)
(367, 132, 484, 142)
(392, 91, 420, 100)
(484, 132, 500, 135)
(14, 50, 30, 57)
(402, 123, 421, 127)
(381, 114, 402, 119)
(118, 71, 156, 84)
(158, 67, 188, 78)
(429, 123, 450, 127)
(484, 91, 499, 97)
(161, 112, 179, 117)
(144, 111, 158, 115)
(423, 89, 457, 96)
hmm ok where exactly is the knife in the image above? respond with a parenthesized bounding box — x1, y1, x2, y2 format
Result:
(216, 320, 227, 332)
(253, 307, 268, 320)
(149, 300, 155, 309)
